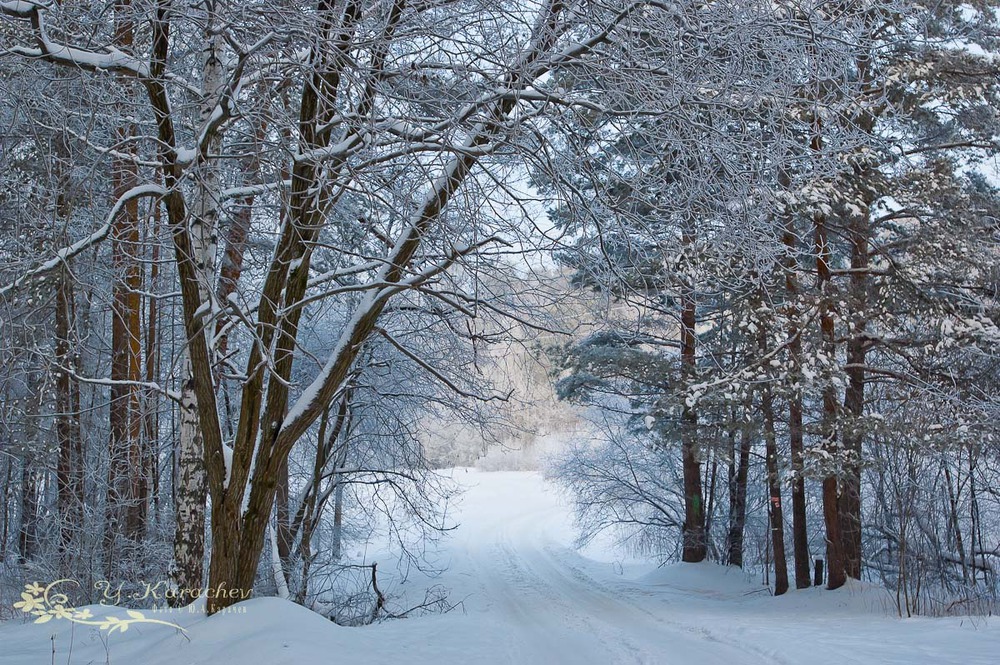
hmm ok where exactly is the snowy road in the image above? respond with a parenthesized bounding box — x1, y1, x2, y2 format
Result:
(447, 472, 771, 664)
(371, 470, 1000, 665)
(2, 470, 999, 665)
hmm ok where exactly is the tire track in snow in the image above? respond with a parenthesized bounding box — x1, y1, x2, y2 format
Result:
(463, 524, 638, 664)
(530, 543, 790, 665)
(491, 533, 650, 664)
(457, 478, 777, 664)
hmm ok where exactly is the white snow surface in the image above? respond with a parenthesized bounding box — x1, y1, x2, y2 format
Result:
(2, 470, 998, 664)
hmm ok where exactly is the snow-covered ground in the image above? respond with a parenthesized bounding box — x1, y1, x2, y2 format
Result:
(2, 470, 998, 664)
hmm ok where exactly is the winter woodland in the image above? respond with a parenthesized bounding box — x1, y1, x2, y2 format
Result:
(0, 0, 999, 662)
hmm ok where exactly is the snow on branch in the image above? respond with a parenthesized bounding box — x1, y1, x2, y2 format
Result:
(375, 327, 512, 403)
(2, 2, 150, 77)
(0, 184, 166, 300)
(274, 0, 575, 447)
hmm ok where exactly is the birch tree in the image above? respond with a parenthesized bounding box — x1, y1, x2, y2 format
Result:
(1, 0, 672, 614)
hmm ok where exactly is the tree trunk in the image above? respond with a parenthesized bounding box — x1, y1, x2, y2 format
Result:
(781, 181, 811, 589)
(726, 418, 751, 567)
(17, 381, 42, 563)
(214, 112, 265, 389)
(295, 395, 352, 591)
(276, 457, 293, 578)
(968, 449, 981, 587)
(680, 260, 705, 562)
(171, 23, 227, 605)
(332, 481, 345, 561)
(144, 202, 161, 526)
(171, 368, 207, 607)
(106, 0, 146, 575)
(705, 449, 718, 553)
(836, 38, 880, 584)
(1, 456, 11, 562)
(943, 463, 968, 584)
(840, 205, 868, 581)
(213, 145, 256, 441)
(760, 332, 788, 595)
(18, 460, 38, 563)
(55, 264, 84, 574)
(815, 208, 846, 590)
(53, 134, 85, 574)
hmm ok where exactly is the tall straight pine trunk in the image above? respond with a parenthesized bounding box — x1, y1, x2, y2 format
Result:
(780, 176, 811, 589)
(815, 207, 847, 590)
(105, 0, 147, 577)
(840, 207, 868, 581)
(760, 323, 788, 595)
(726, 408, 751, 567)
(680, 232, 705, 562)
(839, 37, 879, 584)
(143, 203, 162, 525)
(55, 264, 84, 573)
(53, 139, 85, 575)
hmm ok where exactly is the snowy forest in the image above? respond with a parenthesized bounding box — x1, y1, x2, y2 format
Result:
(0, 0, 999, 663)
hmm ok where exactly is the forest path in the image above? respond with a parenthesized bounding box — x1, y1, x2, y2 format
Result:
(439, 470, 774, 665)
(2, 471, 998, 665)
(408, 470, 1000, 665)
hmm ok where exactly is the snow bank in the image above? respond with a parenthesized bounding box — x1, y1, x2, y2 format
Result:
(2, 471, 998, 664)
(637, 561, 763, 598)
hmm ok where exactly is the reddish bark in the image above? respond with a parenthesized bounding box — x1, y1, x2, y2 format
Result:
(815, 208, 846, 591)
(106, 0, 147, 571)
(783, 220, 812, 589)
